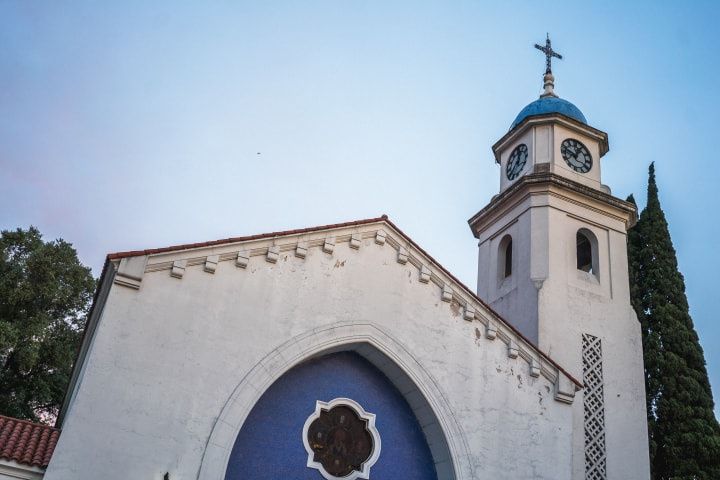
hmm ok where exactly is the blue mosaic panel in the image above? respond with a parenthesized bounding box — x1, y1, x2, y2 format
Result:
(225, 352, 438, 480)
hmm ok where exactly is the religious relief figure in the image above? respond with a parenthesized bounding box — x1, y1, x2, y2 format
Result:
(303, 398, 381, 480)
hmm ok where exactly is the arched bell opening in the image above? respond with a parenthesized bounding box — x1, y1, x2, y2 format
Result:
(576, 228, 599, 278)
(498, 234, 513, 281)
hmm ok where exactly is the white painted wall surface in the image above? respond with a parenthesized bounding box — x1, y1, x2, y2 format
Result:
(44, 223, 577, 480)
(538, 204, 649, 480)
(475, 122, 651, 480)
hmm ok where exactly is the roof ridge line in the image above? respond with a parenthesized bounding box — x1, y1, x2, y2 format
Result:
(107, 215, 390, 260)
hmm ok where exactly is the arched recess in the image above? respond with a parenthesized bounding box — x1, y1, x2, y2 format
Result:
(197, 322, 473, 480)
(497, 234, 513, 281)
(576, 228, 599, 277)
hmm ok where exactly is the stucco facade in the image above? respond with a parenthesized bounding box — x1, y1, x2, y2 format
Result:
(46, 218, 581, 480)
(471, 102, 650, 479)
(41, 59, 651, 479)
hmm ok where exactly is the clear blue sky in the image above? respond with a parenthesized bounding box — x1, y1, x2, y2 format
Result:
(2, 1, 718, 416)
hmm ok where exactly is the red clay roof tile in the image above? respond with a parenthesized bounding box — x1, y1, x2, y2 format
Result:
(106, 216, 390, 260)
(0, 415, 59, 468)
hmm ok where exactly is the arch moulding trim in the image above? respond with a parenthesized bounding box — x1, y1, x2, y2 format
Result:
(196, 322, 474, 480)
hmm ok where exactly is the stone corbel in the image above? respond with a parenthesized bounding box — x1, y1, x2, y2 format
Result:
(295, 242, 308, 259)
(486, 322, 498, 340)
(441, 284, 453, 302)
(114, 256, 148, 289)
(530, 359, 541, 377)
(323, 237, 335, 254)
(204, 255, 219, 273)
(419, 265, 431, 283)
(397, 247, 409, 264)
(554, 373, 577, 404)
(375, 230, 386, 245)
(236, 251, 250, 268)
(349, 233, 361, 250)
(507, 341, 519, 359)
(266, 246, 279, 263)
(170, 259, 187, 279)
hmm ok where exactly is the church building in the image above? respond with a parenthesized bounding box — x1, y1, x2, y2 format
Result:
(1, 38, 651, 480)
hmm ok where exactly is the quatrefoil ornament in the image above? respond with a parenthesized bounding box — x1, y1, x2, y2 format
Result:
(302, 398, 381, 480)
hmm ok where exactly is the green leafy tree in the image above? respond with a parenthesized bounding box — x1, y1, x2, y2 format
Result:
(628, 164, 720, 479)
(0, 227, 95, 424)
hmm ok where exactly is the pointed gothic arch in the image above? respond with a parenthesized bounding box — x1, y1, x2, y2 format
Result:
(197, 322, 472, 480)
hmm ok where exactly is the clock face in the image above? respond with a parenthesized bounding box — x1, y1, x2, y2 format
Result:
(506, 144, 528, 180)
(561, 138, 593, 173)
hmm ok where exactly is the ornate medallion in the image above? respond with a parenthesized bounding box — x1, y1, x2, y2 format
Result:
(302, 398, 381, 480)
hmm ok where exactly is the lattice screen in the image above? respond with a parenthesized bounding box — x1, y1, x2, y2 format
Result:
(583, 333, 607, 480)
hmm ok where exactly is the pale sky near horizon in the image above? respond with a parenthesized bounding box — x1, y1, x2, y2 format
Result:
(2, 1, 719, 417)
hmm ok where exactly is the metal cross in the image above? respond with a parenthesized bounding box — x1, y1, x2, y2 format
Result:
(534, 34, 562, 74)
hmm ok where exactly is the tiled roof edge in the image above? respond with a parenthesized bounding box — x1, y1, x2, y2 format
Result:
(107, 216, 390, 260)
(0, 414, 60, 468)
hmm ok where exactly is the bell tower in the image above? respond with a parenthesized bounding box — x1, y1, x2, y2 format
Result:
(468, 36, 651, 480)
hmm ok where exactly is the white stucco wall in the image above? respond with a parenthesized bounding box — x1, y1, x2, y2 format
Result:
(473, 171, 650, 479)
(476, 200, 539, 344)
(45, 222, 577, 480)
(538, 203, 649, 480)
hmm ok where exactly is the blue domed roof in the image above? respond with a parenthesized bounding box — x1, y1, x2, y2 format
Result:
(510, 96, 587, 129)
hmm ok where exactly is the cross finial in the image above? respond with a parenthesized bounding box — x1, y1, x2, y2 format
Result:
(534, 33, 562, 74)
(534, 34, 562, 98)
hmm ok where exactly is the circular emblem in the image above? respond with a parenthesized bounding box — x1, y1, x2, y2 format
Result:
(506, 143, 528, 180)
(561, 138, 592, 173)
(303, 398, 381, 480)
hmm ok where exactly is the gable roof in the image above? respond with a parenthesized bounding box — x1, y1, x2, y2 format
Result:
(104, 215, 581, 388)
(107, 216, 391, 260)
(60, 215, 582, 426)
(0, 415, 59, 468)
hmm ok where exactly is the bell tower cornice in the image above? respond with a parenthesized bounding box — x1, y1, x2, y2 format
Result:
(468, 171, 637, 238)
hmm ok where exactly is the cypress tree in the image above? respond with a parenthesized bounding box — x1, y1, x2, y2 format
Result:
(627, 193, 660, 464)
(628, 163, 720, 479)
